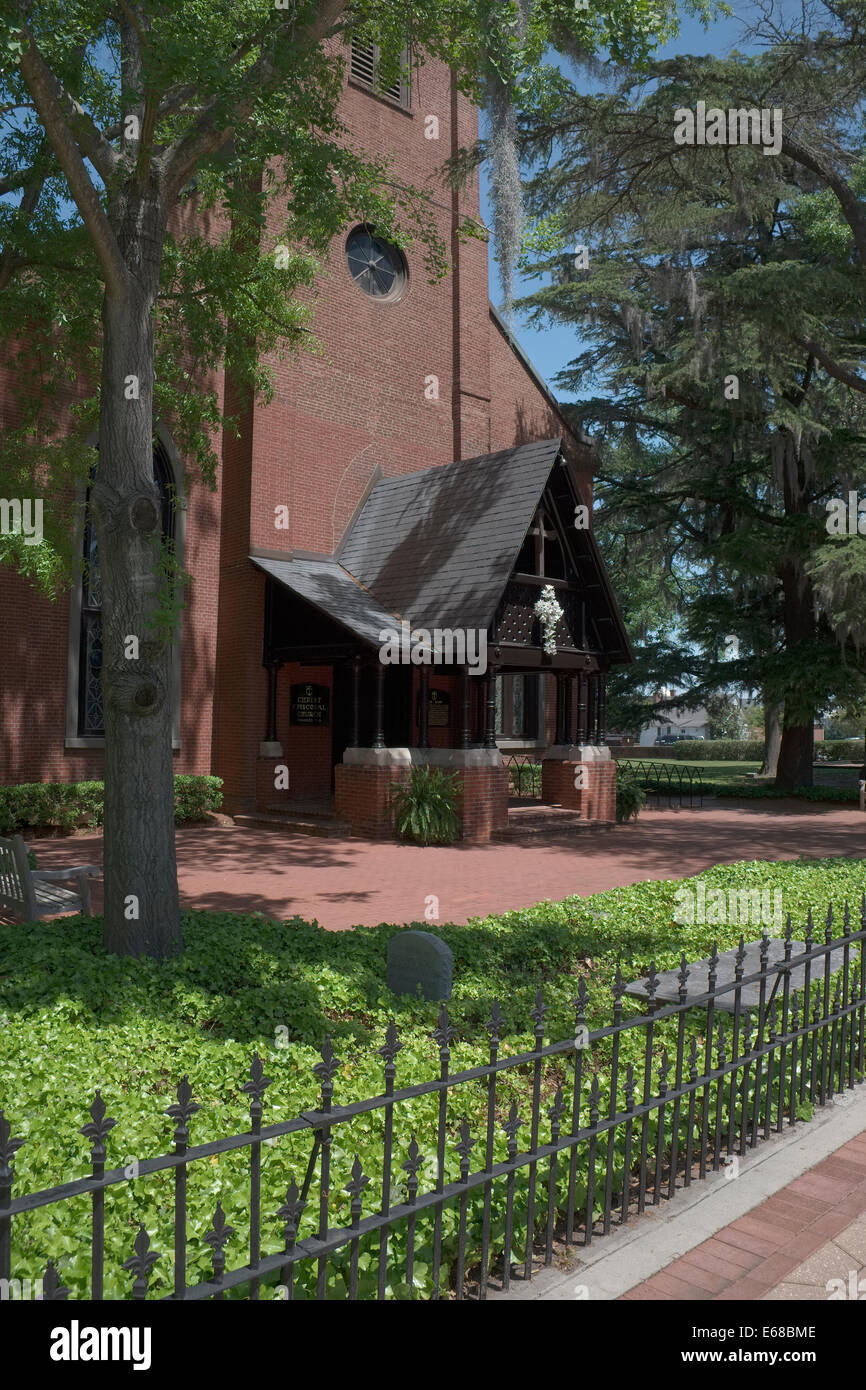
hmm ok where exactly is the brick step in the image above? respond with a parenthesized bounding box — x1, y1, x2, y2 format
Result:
(494, 806, 614, 840)
(234, 812, 351, 838)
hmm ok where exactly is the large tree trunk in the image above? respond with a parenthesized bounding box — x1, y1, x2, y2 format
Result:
(776, 718, 814, 790)
(760, 699, 783, 777)
(93, 183, 182, 958)
(775, 557, 817, 792)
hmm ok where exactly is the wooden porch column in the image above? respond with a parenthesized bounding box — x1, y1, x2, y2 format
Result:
(598, 671, 607, 745)
(265, 659, 282, 744)
(555, 674, 569, 744)
(459, 668, 471, 748)
(418, 665, 430, 749)
(372, 663, 386, 749)
(586, 673, 597, 744)
(482, 666, 498, 748)
(577, 673, 588, 744)
(569, 674, 578, 744)
(350, 656, 362, 747)
(575, 669, 583, 745)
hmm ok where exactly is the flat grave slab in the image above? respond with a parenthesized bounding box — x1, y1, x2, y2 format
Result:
(626, 938, 853, 1014)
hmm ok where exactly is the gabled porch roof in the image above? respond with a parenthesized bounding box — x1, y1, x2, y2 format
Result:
(253, 436, 632, 666)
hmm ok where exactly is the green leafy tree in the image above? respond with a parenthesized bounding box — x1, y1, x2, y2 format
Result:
(704, 693, 742, 740)
(516, 35, 866, 788)
(0, 0, 702, 957)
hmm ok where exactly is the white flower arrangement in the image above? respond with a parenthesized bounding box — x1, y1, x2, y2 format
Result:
(534, 584, 564, 655)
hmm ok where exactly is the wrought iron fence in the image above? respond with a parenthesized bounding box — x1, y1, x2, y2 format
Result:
(624, 758, 705, 808)
(502, 753, 542, 800)
(1, 905, 864, 1301)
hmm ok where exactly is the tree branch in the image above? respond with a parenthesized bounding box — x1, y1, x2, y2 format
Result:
(160, 0, 350, 201)
(0, 156, 47, 292)
(795, 335, 866, 396)
(19, 34, 119, 186)
(781, 131, 866, 265)
(17, 30, 128, 300)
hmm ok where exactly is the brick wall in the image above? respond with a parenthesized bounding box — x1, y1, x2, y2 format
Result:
(335, 759, 508, 842)
(453, 764, 509, 841)
(488, 312, 594, 508)
(541, 758, 617, 823)
(335, 764, 409, 839)
(0, 46, 603, 807)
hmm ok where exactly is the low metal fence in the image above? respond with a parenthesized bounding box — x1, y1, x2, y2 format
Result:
(1, 904, 864, 1301)
(502, 752, 542, 800)
(625, 758, 705, 808)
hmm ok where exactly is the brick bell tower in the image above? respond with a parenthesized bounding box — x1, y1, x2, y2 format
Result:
(210, 38, 629, 833)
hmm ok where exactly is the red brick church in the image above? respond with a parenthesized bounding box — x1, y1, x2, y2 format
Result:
(0, 40, 631, 841)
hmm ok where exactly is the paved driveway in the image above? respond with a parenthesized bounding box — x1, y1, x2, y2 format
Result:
(26, 800, 866, 930)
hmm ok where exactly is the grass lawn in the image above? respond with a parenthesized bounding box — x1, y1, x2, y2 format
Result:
(620, 758, 861, 798)
(2, 853, 864, 1299)
(680, 759, 761, 781)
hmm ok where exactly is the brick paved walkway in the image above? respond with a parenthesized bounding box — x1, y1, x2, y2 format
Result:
(27, 800, 865, 930)
(621, 1131, 866, 1301)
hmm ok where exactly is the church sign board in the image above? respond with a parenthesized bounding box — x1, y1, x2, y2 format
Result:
(290, 682, 330, 726)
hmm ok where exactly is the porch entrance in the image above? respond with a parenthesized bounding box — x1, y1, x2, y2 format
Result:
(331, 663, 412, 787)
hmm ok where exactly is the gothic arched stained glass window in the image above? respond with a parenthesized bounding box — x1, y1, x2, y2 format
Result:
(77, 444, 176, 737)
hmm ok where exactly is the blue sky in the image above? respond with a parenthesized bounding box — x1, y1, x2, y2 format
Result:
(479, 1, 775, 402)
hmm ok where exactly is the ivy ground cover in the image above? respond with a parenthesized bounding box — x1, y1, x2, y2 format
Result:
(1, 855, 864, 1298)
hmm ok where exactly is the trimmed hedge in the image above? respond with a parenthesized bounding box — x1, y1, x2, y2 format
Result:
(0, 775, 223, 834)
(669, 739, 764, 761)
(712, 783, 860, 804)
(817, 739, 865, 763)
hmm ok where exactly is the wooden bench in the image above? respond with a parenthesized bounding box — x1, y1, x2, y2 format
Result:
(0, 834, 101, 921)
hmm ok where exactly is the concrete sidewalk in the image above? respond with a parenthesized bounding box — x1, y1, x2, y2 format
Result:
(490, 1087, 866, 1302)
(623, 1129, 866, 1301)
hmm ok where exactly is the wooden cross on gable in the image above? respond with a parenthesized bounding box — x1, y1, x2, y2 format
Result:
(528, 508, 558, 576)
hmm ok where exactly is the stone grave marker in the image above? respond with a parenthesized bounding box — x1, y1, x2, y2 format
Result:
(386, 930, 453, 1001)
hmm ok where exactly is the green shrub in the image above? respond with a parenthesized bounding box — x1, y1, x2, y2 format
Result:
(0, 775, 223, 834)
(817, 739, 865, 763)
(615, 764, 645, 822)
(173, 775, 224, 822)
(389, 766, 463, 844)
(670, 739, 764, 761)
(714, 783, 860, 803)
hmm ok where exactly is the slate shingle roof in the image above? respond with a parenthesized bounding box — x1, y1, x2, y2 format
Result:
(337, 438, 563, 632)
(250, 555, 398, 646)
(252, 436, 631, 663)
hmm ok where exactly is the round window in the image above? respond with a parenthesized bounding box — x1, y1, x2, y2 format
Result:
(346, 225, 408, 302)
